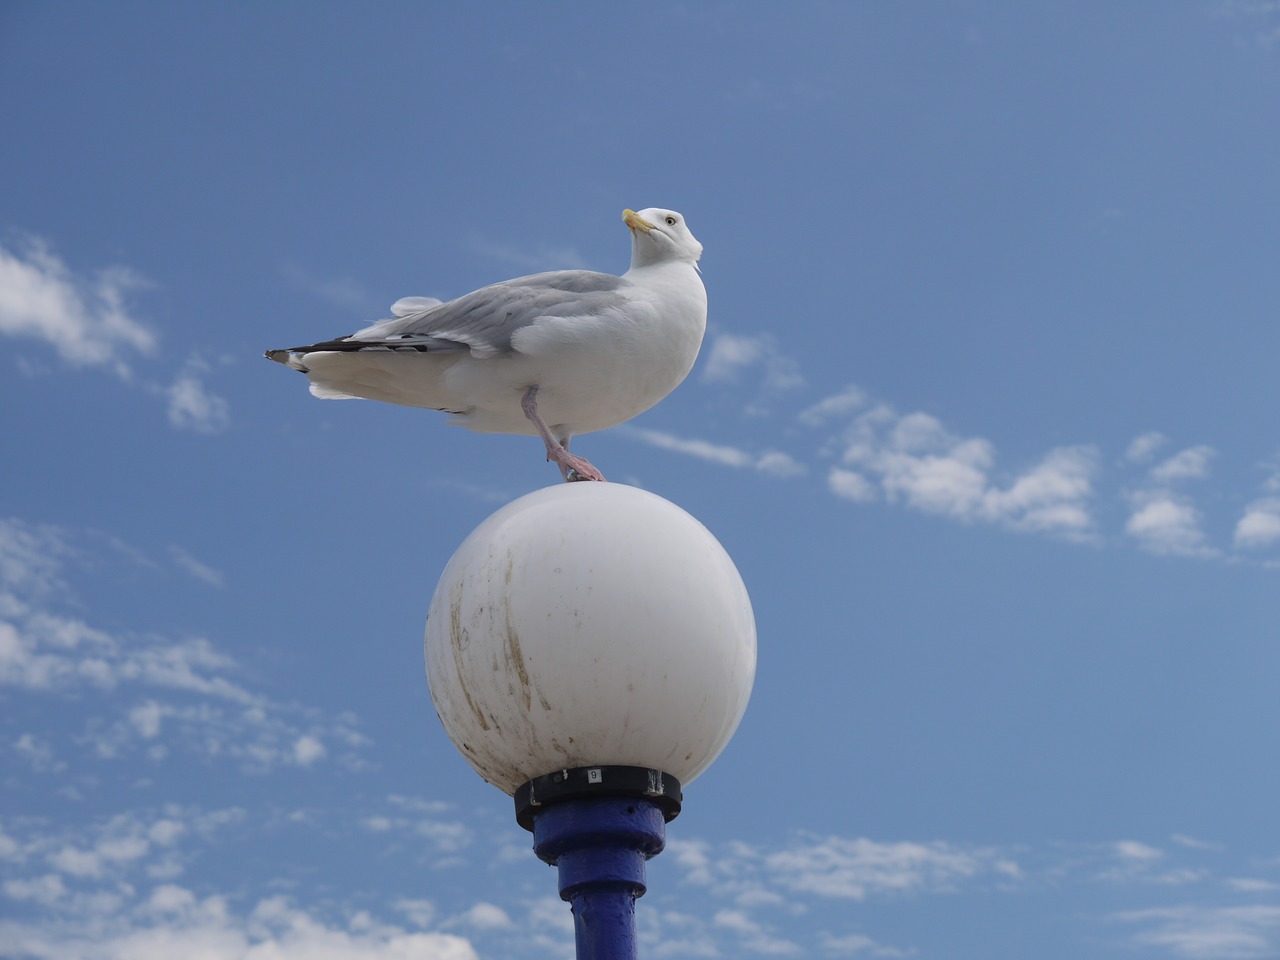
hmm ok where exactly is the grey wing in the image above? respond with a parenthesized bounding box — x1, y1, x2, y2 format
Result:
(342, 270, 630, 359)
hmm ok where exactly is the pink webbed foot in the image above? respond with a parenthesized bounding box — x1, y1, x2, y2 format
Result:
(521, 385, 607, 483)
(549, 449, 606, 483)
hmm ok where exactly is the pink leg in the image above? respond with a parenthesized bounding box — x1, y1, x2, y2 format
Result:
(521, 386, 606, 482)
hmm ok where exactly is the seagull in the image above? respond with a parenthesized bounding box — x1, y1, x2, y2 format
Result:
(265, 208, 706, 482)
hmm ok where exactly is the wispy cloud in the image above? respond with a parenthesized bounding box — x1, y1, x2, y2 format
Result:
(701, 331, 805, 415)
(764, 836, 1017, 900)
(668, 835, 1019, 905)
(1125, 493, 1216, 558)
(626, 427, 807, 478)
(1216, 0, 1280, 48)
(1, 232, 232, 435)
(164, 360, 231, 434)
(280, 260, 383, 312)
(0, 517, 368, 771)
(648, 358, 1280, 562)
(821, 405, 1099, 541)
(167, 546, 224, 589)
(713, 907, 803, 955)
(1150, 446, 1217, 484)
(1227, 878, 1280, 893)
(0, 237, 156, 378)
(0, 887, 481, 960)
(1234, 498, 1280, 549)
(817, 932, 913, 957)
(1113, 905, 1280, 959)
(800, 386, 868, 427)
(0, 799, 484, 958)
(0, 517, 72, 601)
(702, 332, 805, 390)
(1122, 440, 1220, 558)
(467, 236, 590, 273)
(1097, 840, 1204, 886)
(1125, 431, 1168, 464)
(5, 790, 1280, 960)
(361, 795, 473, 855)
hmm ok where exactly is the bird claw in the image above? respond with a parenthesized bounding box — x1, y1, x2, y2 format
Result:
(524, 386, 605, 482)
(553, 452, 605, 483)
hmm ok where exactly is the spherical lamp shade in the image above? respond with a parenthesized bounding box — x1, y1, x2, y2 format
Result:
(425, 483, 756, 796)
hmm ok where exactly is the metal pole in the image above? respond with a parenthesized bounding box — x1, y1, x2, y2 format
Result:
(532, 796, 667, 960)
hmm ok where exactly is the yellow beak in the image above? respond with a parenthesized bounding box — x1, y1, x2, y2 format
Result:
(622, 209, 654, 233)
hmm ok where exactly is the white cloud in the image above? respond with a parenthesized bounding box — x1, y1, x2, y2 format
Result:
(1125, 494, 1216, 558)
(667, 838, 715, 885)
(805, 388, 1280, 561)
(1114, 905, 1280, 959)
(765, 836, 1000, 901)
(147, 820, 185, 847)
(1120, 440, 1221, 557)
(4, 873, 67, 906)
(1125, 431, 1168, 463)
(168, 546, 225, 588)
(703, 332, 768, 382)
(1171, 834, 1223, 851)
(0, 888, 481, 960)
(828, 406, 1098, 540)
(166, 365, 231, 434)
(1228, 878, 1280, 893)
(713, 909, 802, 955)
(467, 236, 589, 272)
(129, 701, 165, 739)
(1095, 840, 1205, 886)
(629, 426, 754, 468)
(523, 894, 577, 955)
(980, 446, 1098, 537)
(0, 518, 71, 601)
(0, 236, 234, 433)
(0, 828, 22, 861)
(828, 468, 877, 503)
(700, 331, 805, 413)
(394, 898, 437, 929)
(755, 450, 808, 478)
(14, 791, 1280, 960)
(3, 807, 243, 906)
(1234, 498, 1280, 549)
(818, 932, 913, 957)
(670, 833, 1018, 920)
(360, 796, 472, 855)
(0, 238, 156, 377)
(455, 902, 512, 930)
(626, 427, 805, 477)
(1151, 446, 1217, 483)
(28, 811, 214, 887)
(292, 735, 326, 766)
(800, 387, 868, 427)
(1218, 0, 1280, 48)
(1264, 461, 1280, 493)
(0, 518, 370, 771)
(1116, 840, 1164, 861)
(280, 261, 382, 312)
(11, 732, 61, 771)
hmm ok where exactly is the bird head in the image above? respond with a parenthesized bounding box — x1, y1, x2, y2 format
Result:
(623, 208, 703, 269)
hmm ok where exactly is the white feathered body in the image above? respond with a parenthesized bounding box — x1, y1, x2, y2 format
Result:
(268, 207, 707, 441)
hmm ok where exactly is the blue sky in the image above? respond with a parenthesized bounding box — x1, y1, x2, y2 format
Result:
(3, 2, 1280, 958)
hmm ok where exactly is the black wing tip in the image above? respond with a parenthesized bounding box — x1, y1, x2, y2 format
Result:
(264, 348, 311, 372)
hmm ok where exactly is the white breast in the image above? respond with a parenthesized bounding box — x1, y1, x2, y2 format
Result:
(445, 261, 707, 437)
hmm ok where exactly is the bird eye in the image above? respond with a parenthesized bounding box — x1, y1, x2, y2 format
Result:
(665, 216, 677, 226)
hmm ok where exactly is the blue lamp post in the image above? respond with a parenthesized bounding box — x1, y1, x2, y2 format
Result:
(425, 483, 756, 960)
